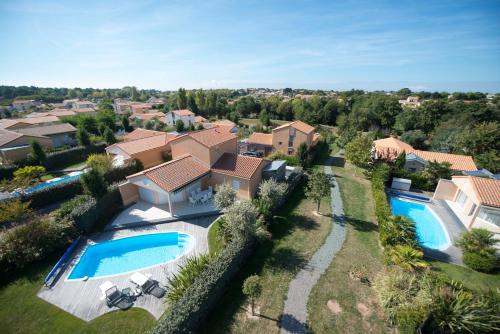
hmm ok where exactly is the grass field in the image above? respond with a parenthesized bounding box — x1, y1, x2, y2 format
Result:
(205, 182, 332, 333)
(0, 257, 156, 334)
(207, 217, 225, 254)
(307, 160, 390, 334)
(429, 260, 500, 291)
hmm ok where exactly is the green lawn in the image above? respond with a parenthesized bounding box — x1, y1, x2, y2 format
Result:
(205, 182, 332, 333)
(0, 257, 156, 334)
(207, 217, 225, 254)
(429, 260, 500, 291)
(307, 160, 390, 333)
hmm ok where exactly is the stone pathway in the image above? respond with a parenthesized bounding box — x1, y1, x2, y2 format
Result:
(280, 151, 347, 334)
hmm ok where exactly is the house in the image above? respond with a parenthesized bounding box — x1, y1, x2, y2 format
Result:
(26, 110, 77, 118)
(194, 116, 209, 128)
(398, 96, 421, 109)
(105, 129, 178, 168)
(114, 101, 133, 114)
(118, 127, 267, 212)
(62, 99, 79, 108)
(0, 116, 61, 130)
(15, 123, 77, 148)
(0, 129, 52, 162)
(129, 112, 166, 123)
(12, 99, 41, 111)
(130, 103, 154, 114)
(434, 176, 500, 242)
(73, 100, 96, 109)
(165, 109, 195, 128)
(211, 119, 238, 133)
(248, 120, 316, 156)
(373, 137, 478, 172)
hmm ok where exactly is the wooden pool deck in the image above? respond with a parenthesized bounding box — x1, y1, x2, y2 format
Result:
(37, 217, 214, 322)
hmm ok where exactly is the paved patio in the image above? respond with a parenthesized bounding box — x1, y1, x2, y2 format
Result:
(37, 217, 215, 321)
(108, 199, 219, 229)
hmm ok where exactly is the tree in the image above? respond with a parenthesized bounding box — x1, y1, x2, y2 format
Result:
(400, 130, 427, 149)
(187, 122, 195, 131)
(77, 115, 98, 134)
(296, 142, 309, 167)
(259, 108, 270, 126)
(81, 168, 108, 198)
(76, 126, 91, 146)
(257, 179, 287, 219)
(456, 228, 498, 272)
(305, 169, 333, 213)
(276, 100, 293, 120)
(175, 119, 185, 132)
(103, 127, 116, 144)
(242, 275, 262, 316)
(386, 245, 427, 271)
(130, 86, 139, 101)
(214, 183, 236, 209)
(420, 161, 452, 188)
(29, 141, 46, 165)
(13, 165, 46, 186)
(96, 109, 116, 130)
(86, 154, 113, 174)
(121, 115, 132, 132)
(177, 88, 187, 109)
(345, 135, 372, 169)
(187, 91, 199, 114)
(224, 200, 258, 240)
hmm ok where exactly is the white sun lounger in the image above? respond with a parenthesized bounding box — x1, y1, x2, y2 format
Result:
(99, 281, 114, 300)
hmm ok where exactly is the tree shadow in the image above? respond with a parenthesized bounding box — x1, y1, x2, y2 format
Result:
(345, 216, 378, 232)
(330, 156, 345, 168)
(280, 313, 307, 333)
(265, 247, 307, 274)
(291, 214, 319, 230)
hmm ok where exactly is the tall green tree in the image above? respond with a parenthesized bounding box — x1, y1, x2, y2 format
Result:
(296, 142, 309, 167)
(103, 127, 116, 144)
(187, 91, 199, 114)
(242, 275, 262, 316)
(81, 168, 108, 198)
(177, 88, 187, 109)
(305, 169, 333, 213)
(175, 119, 185, 132)
(345, 135, 373, 169)
(76, 126, 91, 146)
(29, 141, 46, 165)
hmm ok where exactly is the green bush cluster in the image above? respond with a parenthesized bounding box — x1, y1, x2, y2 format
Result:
(456, 229, 498, 273)
(267, 151, 299, 166)
(43, 144, 106, 170)
(148, 235, 253, 334)
(0, 217, 78, 275)
(0, 165, 16, 180)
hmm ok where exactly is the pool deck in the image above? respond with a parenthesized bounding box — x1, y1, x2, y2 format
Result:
(37, 216, 215, 322)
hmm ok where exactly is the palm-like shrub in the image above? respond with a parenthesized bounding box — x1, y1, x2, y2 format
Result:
(429, 282, 500, 333)
(456, 228, 498, 272)
(166, 253, 217, 304)
(0, 200, 33, 225)
(386, 245, 428, 271)
(381, 216, 418, 248)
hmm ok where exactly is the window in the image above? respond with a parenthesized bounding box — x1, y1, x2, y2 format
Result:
(288, 135, 294, 147)
(477, 207, 500, 227)
(232, 180, 240, 191)
(468, 203, 477, 216)
(455, 189, 468, 208)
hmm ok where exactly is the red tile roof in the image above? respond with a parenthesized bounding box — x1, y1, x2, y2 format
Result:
(248, 132, 273, 146)
(176, 127, 236, 148)
(273, 120, 315, 134)
(195, 116, 208, 123)
(128, 154, 210, 192)
(129, 112, 165, 121)
(171, 109, 194, 116)
(373, 137, 414, 154)
(109, 133, 177, 156)
(469, 176, 500, 208)
(212, 119, 236, 127)
(15, 123, 76, 136)
(211, 153, 264, 179)
(124, 128, 166, 142)
(413, 150, 477, 171)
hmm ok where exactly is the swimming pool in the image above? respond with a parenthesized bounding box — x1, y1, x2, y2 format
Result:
(16, 171, 85, 195)
(390, 197, 451, 250)
(67, 232, 195, 280)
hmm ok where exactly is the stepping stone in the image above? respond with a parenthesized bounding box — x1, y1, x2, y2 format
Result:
(327, 299, 342, 315)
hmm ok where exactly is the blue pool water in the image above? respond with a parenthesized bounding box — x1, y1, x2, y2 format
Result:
(390, 197, 451, 250)
(18, 171, 84, 195)
(68, 232, 194, 280)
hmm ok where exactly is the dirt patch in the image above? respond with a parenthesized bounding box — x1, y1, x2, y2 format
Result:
(245, 304, 261, 320)
(356, 302, 372, 318)
(327, 299, 342, 315)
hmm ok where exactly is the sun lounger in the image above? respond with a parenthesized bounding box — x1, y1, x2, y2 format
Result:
(130, 272, 166, 298)
(99, 281, 133, 310)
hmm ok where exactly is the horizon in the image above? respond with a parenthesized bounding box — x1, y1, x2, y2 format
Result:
(1, 0, 500, 92)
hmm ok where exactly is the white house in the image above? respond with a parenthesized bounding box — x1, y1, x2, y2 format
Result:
(165, 109, 195, 128)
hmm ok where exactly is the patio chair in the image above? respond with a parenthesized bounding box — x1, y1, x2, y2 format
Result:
(130, 272, 166, 298)
(99, 281, 133, 310)
(189, 196, 197, 207)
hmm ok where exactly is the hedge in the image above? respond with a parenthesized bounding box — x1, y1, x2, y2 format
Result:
(0, 165, 16, 180)
(148, 235, 253, 334)
(15, 179, 83, 209)
(371, 163, 392, 229)
(70, 185, 122, 233)
(43, 143, 106, 170)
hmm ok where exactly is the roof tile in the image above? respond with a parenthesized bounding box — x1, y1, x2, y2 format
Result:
(211, 153, 264, 179)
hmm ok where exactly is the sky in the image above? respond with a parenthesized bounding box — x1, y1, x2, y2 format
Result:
(1, 0, 500, 92)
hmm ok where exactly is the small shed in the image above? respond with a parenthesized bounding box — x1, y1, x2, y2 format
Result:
(391, 177, 411, 191)
(263, 160, 286, 182)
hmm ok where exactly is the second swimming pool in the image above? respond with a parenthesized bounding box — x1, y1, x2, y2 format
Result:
(390, 197, 451, 250)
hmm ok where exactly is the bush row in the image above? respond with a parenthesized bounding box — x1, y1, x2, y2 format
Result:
(148, 235, 253, 334)
(0, 165, 16, 180)
(371, 163, 392, 229)
(43, 143, 106, 170)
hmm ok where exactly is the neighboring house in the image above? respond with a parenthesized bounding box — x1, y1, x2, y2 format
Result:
(194, 116, 209, 128)
(0, 116, 60, 130)
(373, 137, 478, 172)
(62, 99, 79, 108)
(73, 100, 95, 109)
(130, 103, 154, 114)
(147, 97, 166, 104)
(12, 99, 42, 111)
(118, 127, 267, 212)
(26, 110, 77, 118)
(114, 102, 133, 114)
(129, 112, 166, 123)
(247, 132, 273, 155)
(165, 109, 195, 127)
(398, 96, 421, 109)
(105, 129, 178, 168)
(211, 119, 238, 133)
(248, 120, 316, 156)
(0, 129, 52, 162)
(15, 123, 77, 148)
(434, 176, 500, 243)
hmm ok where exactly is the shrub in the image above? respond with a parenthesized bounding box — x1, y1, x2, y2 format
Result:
(457, 228, 498, 273)
(103, 127, 116, 144)
(242, 274, 262, 316)
(81, 168, 108, 198)
(175, 119, 185, 132)
(86, 154, 113, 174)
(29, 141, 46, 165)
(0, 165, 16, 180)
(223, 201, 258, 240)
(385, 245, 428, 271)
(166, 253, 217, 304)
(257, 178, 287, 219)
(162, 151, 172, 162)
(43, 143, 106, 170)
(13, 165, 46, 183)
(0, 200, 33, 225)
(214, 183, 236, 209)
(267, 151, 299, 166)
(395, 306, 428, 334)
(0, 217, 77, 274)
(76, 126, 91, 146)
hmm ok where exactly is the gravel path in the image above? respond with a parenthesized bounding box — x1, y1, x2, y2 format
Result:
(280, 151, 346, 334)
